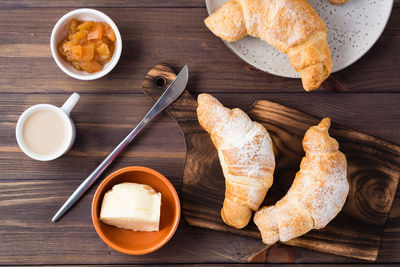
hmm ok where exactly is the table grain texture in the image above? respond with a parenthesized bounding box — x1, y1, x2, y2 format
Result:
(0, 0, 399, 265)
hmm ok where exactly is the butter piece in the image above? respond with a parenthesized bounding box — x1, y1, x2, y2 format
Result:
(100, 182, 161, 231)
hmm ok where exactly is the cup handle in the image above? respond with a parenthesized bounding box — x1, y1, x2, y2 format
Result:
(61, 93, 80, 116)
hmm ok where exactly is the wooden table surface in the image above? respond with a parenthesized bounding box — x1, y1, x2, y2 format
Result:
(1, 0, 399, 265)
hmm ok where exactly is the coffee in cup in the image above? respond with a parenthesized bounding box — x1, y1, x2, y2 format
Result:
(16, 93, 80, 161)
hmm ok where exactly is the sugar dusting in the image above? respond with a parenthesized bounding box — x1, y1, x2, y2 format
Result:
(301, 153, 349, 229)
(215, 0, 325, 48)
(198, 94, 275, 212)
(255, 119, 349, 243)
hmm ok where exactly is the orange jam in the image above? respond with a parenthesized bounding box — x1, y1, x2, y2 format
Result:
(57, 19, 116, 73)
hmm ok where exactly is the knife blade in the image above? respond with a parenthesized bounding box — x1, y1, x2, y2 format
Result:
(52, 65, 189, 222)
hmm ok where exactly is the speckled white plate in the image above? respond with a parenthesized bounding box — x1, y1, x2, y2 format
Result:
(205, 0, 393, 78)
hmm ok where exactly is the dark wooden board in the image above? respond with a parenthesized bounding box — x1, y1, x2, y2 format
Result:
(142, 64, 400, 261)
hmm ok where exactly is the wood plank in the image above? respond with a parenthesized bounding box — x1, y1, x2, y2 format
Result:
(1, 0, 205, 8)
(0, 93, 185, 180)
(0, 179, 268, 265)
(53, 265, 392, 267)
(1, 0, 399, 8)
(1, 92, 400, 181)
(40, 265, 393, 267)
(0, 7, 398, 93)
(3, 178, 398, 264)
(203, 93, 400, 146)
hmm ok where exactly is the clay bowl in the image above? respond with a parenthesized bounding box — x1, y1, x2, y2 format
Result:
(92, 166, 180, 255)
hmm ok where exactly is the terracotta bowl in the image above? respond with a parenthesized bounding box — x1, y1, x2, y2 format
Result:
(91, 166, 180, 255)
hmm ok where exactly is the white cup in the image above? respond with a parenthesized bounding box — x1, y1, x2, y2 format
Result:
(16, 93, 80, 161)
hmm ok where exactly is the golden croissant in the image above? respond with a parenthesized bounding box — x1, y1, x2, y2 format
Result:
(254, 118, 348, 244)
(197, 93, 275, 229)
(204, 0, 333, 91)
(329, 0, 348, 5)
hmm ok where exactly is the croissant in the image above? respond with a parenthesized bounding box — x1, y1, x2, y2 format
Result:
(197, 93, 275, 229)
(204, 0, 333, 91)
(328, 0, 348, 5)
(254, 118, 348, 244)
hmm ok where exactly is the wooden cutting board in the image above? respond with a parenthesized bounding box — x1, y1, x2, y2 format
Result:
(142, 64, 400, 261)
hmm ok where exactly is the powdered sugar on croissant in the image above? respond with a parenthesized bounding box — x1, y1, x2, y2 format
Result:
(204, 0, 333, 91)
(254, 118, 348, 244)
(328, 0, 348, 5)
(197, 93, 275, 229)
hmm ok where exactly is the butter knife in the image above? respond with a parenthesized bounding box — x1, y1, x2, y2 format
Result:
(52, 65, 189, 222)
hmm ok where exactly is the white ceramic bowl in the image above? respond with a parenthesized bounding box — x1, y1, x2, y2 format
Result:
(50, 9, 122, 80)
